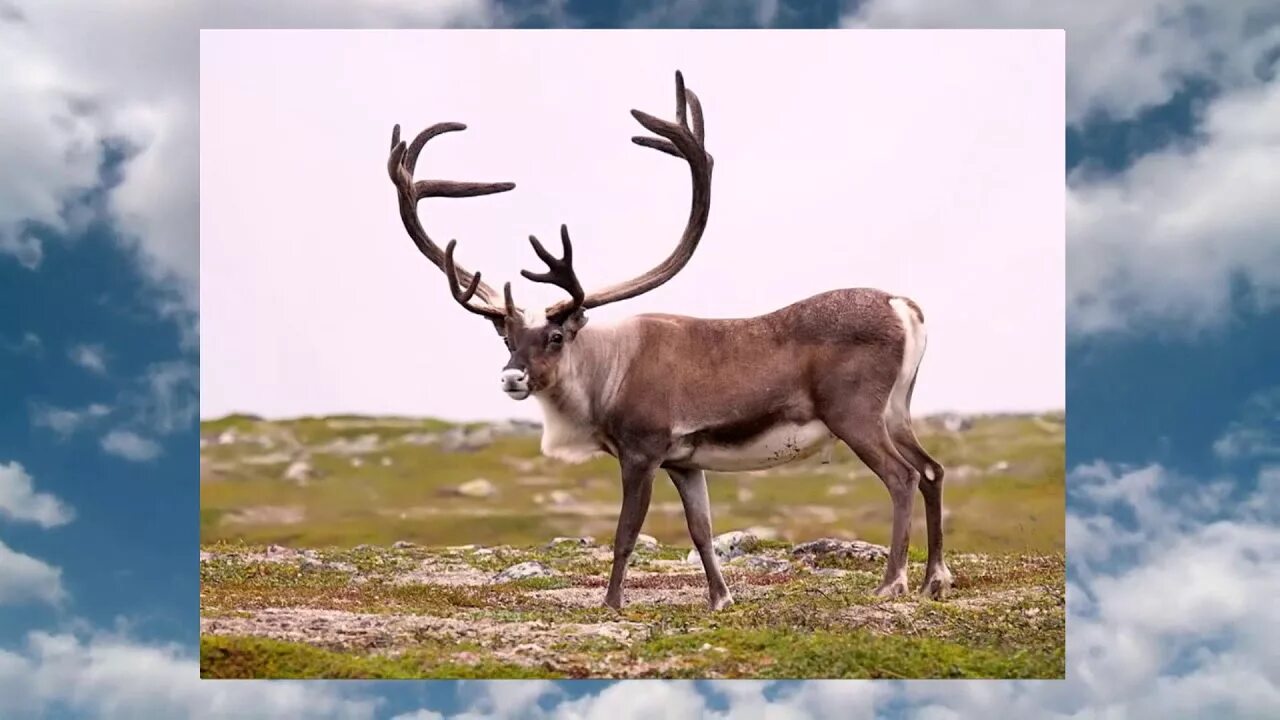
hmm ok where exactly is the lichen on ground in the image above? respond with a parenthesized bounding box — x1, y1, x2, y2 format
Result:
(200, 540, 1065, 679)
(200, 412, 1065, 679)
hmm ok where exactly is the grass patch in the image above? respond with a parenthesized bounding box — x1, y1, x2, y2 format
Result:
(201, 635, 560, 679)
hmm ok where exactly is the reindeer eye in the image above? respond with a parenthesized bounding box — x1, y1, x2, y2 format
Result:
(548, 331, 564, 346)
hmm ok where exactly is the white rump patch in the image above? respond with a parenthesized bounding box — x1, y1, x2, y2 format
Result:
(885, 298, 927, 430)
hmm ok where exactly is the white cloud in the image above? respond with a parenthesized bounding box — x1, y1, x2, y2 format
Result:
(625, 0, 782, 27)
(30, 402, 111, 437)
(451, 680, 562, 719)
(2, 331, 43, 356)
(0, 0, 504, 309)
(68, 343, 107, 375)
(1213, 387, 1280, 462)
(0, 11, 102, 271)
(546, 681, 708, 720)
(1067, 80, 1280, 333)
(842, 0, 1280, 124)
(0, 629, 379, 720)
(0, 461, 74, 528)
(1243, 465, 1280, 521)
(390, 712, 445, 720)
(0, 540, 65, 607)
(843, 2, 1280, 334)
(99, 430, 161, 462)
(133, 360, 197, 435)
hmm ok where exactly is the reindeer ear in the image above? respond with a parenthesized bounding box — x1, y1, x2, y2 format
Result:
(491, 317, 507, 337)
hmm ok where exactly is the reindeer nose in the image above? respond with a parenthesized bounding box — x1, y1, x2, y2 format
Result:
(501, 368, 528, 388)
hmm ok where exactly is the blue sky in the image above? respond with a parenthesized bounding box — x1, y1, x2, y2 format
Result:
(2, 1, 1278, 719)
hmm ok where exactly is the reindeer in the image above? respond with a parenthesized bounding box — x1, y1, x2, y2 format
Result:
(385, 71, 951, 611)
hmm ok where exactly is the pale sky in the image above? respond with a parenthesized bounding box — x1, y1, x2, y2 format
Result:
(200, 29, 1065, 423)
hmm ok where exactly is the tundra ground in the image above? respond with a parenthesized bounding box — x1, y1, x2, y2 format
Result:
(200, 412, 1064, 679)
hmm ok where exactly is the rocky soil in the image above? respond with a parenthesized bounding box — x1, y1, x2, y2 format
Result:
(200, 531, 1065, 680)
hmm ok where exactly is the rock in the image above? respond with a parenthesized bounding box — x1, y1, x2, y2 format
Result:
(353, 544, 375, 552)
(199, 551, 212, 563)
(381, 456, 393, 467)
(686, 530, 759, 565)
(218, 430, 238, 445)
(547, 536, 594, 548)
(399, 432, 438, 446)
(265, 544, 294, 559)
(446, 544, 480, 552)
(745, 525, 781, 541)
(491, 419, 543, 437)
(547, 490, 574, 506)
(737, 487, 755, 502)
(989, 460, 1011, 473)
(940, 414, 973, 433)
(283, 459, 313, 485)
(733, 555, 790, 574)
(317, 433, 382, 456)
(392, 540, 417, 550)
(491, 561, 559, 584)
(221, 505, 305, 526)
(635, 534, 659, 552)
(440, 425, 496, 453)
(456, 478, 497, 498)
(791, 538, 888, 562)
(827, 484, 850, 496)
(351, 458, 363, 467)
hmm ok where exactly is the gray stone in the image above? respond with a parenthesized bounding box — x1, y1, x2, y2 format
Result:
(791, 538, 888, 562)
(491, 561, 559, 584)
(456, 478, 497, 498)
(686, 530, 759, 564)
(547, 536, 594, 549)
(734, 555, 791, 574)
(283, 459, 313, 485)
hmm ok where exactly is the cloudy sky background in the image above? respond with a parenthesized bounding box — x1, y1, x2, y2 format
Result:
(200, 29, 1064, 421)
(2, 1, 1279, 718)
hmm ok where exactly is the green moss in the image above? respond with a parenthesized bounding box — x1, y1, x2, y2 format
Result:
(635, 625, 1060, 679)
(200, 635, 561, 679)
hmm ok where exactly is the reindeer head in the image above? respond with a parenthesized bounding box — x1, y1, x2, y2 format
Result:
(386, 71, 713, 402)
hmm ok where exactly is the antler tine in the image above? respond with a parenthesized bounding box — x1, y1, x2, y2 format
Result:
(675, 71, 688, 131)
(443, 240, 506, 322)
(521, 225, 585, 322)
(385, 120, 517, 321)
(555, 70, 714, 313)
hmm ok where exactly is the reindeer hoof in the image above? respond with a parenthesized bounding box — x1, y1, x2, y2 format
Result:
(920, 567, 953, 600)
(873, 579, 907, 598)
(710, 592, 735, 611)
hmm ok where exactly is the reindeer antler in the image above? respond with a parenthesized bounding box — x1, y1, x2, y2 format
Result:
(520, 225, 585, 323)
(387, 122, 518, 325)
(535, 71, 714, 321)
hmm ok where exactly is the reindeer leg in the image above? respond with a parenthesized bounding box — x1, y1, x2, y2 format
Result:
(889, 422, 951, 599)
(667, 467, 734, 610)
(823, 403, 921, 598)
(603, 454, 657, 610)
(888, 376, 951, 599)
